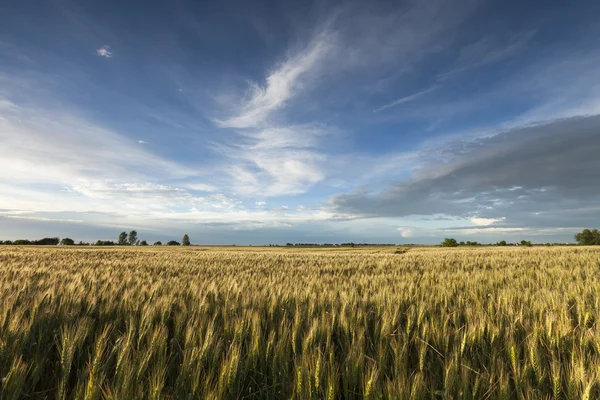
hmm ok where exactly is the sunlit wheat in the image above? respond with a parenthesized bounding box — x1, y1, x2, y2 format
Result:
(0, 245, 599, 398)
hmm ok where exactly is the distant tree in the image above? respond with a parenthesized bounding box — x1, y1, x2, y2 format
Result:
(182, 234, 190, 246)
(497, 240, 507, 246)
(14, 239, 32, 245)
(166, 240, 180, 246)
(33, 237, 60, 245)
(60, 238, 75, 246)
(1, 240, 12, 245)
(459, 241, 465, 246)
(441, 238, 459, 247)
(574, 229, 600, 245)
(520, 240, 532, 247)
(575, 229, 594, 245)
(153, 241, 162, 246)
(139, 240, 148, 246)
(135, 240, 140, 246)
(77, 241, 90, 246)
(128, 231, 138, 246)
(118, 232, 127, 245)
(95, 240, 115, 246)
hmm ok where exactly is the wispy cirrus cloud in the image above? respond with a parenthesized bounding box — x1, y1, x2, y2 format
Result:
(439, 31, 536, 80)
(215, 31, 336, 129)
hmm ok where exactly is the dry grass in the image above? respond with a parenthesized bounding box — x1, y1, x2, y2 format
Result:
(0, 245, 599, 399)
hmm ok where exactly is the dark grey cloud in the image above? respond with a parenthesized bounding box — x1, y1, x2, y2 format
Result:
(331, 114, 600, 229)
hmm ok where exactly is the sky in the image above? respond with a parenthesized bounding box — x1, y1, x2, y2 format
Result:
(1, 0, 600, 244)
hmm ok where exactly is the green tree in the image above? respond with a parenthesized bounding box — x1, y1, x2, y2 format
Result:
(593, 229, 600, 245)
(33, 238, 60, 245)
(441, 238, 458, 247)
(520, 240, 532, 247)
(59, 238, 75, 246)
(574, 229, 594, 245)
(497, 240, 507, 246)
(118, 232, 127, 246)
(139, 240, 148, 246)
(167, 240, 180, 246)
(128, 230, 138, 246)
(182, 234, 190, 246)
(96, 240, 115, 246)
(153, 241, 162, 246)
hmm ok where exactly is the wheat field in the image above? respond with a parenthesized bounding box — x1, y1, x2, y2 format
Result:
(0, 246, 599, 399)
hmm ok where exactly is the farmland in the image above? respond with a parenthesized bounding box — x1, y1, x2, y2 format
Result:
(1, 246, 599, 399)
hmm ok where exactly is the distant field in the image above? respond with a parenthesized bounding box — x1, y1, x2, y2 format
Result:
(1, 246, 599, 399)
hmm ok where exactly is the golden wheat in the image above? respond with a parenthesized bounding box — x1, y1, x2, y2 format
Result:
(0, 245, 599, 399)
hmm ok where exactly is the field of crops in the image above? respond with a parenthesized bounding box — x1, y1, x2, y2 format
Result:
(1, 246, 599, 399)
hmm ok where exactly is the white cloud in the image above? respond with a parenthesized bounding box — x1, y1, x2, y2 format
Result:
(138, 140, 148, 144)
(397, 227, 413, 238)
(96, 45, 113, 58)
(215, 110, 328, 197)
(470, 216, 506, 226)
(183, 183, 217, 192)
(255, 201, 266, 206)
(215, 32, 335, 129)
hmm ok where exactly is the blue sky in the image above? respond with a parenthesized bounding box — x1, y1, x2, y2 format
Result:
(1, 0, 600, 244)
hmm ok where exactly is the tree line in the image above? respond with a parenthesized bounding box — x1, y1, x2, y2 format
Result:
(114, 231, 190, 246)
(440, 238, 536, 247)
(440, 228, 600, 247)
(283, 242, 396, 247)
(0, 231, 192, 246)
(3, 229, 598, 247)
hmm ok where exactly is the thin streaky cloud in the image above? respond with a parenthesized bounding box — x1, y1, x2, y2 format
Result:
(374, 85, 440, 112)
(215, 31, 335, 129)
(438, 31, 536, 80)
